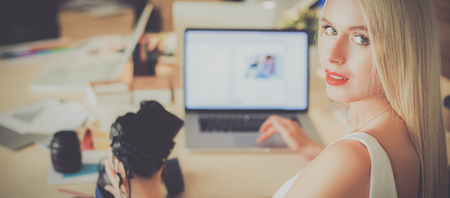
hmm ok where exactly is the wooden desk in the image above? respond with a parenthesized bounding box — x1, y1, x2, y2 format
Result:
(0, 25, 347, 198)
(0, 44, 349, 198)
(0, 8, 448, 198)
(0, 65, 345, 198)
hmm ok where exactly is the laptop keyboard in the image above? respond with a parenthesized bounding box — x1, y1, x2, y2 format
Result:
(199, 115, 300, 132)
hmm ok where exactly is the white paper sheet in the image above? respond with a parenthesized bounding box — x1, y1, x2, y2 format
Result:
(0, 98, 61, 134)
(0, 98, 89, 135)
(27, 101, 89, 135)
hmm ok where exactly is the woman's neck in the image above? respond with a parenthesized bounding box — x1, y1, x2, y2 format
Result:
(349, 96, 392, 132)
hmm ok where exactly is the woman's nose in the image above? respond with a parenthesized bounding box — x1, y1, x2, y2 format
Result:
(325, 36, 346, 65)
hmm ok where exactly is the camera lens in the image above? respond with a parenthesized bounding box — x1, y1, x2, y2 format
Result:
(50, 131, 82, 173)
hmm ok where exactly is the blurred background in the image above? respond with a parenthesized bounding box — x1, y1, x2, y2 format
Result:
(0, 0, 448, 75)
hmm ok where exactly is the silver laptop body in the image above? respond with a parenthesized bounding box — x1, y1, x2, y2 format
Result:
(30, 3, 153, 92)
(184, 29, 323, 151)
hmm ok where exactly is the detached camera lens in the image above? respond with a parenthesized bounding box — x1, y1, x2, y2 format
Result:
(50, 131, 82, 173)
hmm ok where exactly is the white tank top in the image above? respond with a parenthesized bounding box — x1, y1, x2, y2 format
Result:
(272, 132, 398, 198)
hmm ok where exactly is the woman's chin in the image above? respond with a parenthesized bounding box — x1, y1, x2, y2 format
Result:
(326, 87, 352, 103)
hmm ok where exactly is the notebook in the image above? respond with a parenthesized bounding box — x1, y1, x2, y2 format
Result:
(183, 29, 323, 151)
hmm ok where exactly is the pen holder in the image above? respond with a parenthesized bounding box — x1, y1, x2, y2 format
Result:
(51, 131, 82, 173)
(132, 35, 158, 76)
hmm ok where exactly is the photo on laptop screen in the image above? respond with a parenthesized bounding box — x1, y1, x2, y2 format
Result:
(184, 29, 309, 111)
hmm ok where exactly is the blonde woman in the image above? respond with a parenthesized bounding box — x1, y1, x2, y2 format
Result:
(258, 0, 448, 197)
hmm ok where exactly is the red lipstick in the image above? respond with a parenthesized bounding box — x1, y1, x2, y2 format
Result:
(325, 69, 349, 86)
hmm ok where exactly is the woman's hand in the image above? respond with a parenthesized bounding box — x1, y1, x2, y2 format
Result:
(104, 156, 129, 198)
(104, 148, 163, 198)
(257, 115, 325, 160)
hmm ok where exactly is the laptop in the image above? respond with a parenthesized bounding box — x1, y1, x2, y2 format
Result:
(184, 29, 323, 151)
(31, 3, 153, 92)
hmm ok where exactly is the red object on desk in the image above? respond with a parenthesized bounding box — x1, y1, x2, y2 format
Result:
(81, 129, 94, 151)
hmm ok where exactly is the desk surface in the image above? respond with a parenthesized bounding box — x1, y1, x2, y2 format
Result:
(0, 67, 343, 198)
(0, 9, 449, 198)
(0, 68, 347, 198)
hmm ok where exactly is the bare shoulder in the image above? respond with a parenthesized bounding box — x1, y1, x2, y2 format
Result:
(285, 139, 371, 198)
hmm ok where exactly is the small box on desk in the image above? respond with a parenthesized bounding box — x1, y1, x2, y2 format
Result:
(86, 62, 133, 106)
(87, 82, 132, 106)
(87, 59, 181, 107)
(132, 63, 181, 107)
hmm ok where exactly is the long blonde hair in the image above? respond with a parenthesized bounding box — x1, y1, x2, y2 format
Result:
(359, 0, 448, 197)
(321, 0, 448, 197)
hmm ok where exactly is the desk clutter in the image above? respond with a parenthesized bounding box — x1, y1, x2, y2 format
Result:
(0, 98, 110, 184)
(0, 32, 181, 109)
(47, 100, 185, 197)
(0, 99, 186, 198)
(0, 98, 89, 150)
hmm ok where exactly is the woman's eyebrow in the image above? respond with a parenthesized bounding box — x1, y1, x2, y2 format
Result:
(321, 17, 334, 26)
(321, 17, 367, 31)
(349, 26, 368, 31)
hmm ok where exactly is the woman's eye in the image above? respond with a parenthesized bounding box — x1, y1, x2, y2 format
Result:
(352, 35, 370, 45)
(325, 26, 338, 35)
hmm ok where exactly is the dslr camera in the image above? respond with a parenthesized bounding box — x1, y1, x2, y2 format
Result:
(97, 100, 184, 198)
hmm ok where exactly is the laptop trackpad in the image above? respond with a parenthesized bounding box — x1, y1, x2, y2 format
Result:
(233, 134, 287, 148)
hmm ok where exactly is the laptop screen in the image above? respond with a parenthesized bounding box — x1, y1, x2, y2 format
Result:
(184, 29, 309, 111)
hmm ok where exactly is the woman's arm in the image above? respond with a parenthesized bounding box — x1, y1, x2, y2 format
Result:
(258, 115, 326, 160)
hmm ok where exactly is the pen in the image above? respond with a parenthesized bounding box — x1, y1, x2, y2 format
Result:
(0, 47, 68, 60)
(0, 38, 71, 60)
(57, 188, 93, 198)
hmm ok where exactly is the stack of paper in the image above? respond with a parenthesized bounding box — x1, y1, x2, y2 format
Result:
(0, 98, 89, 150)
(0, 98, 89, 135)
